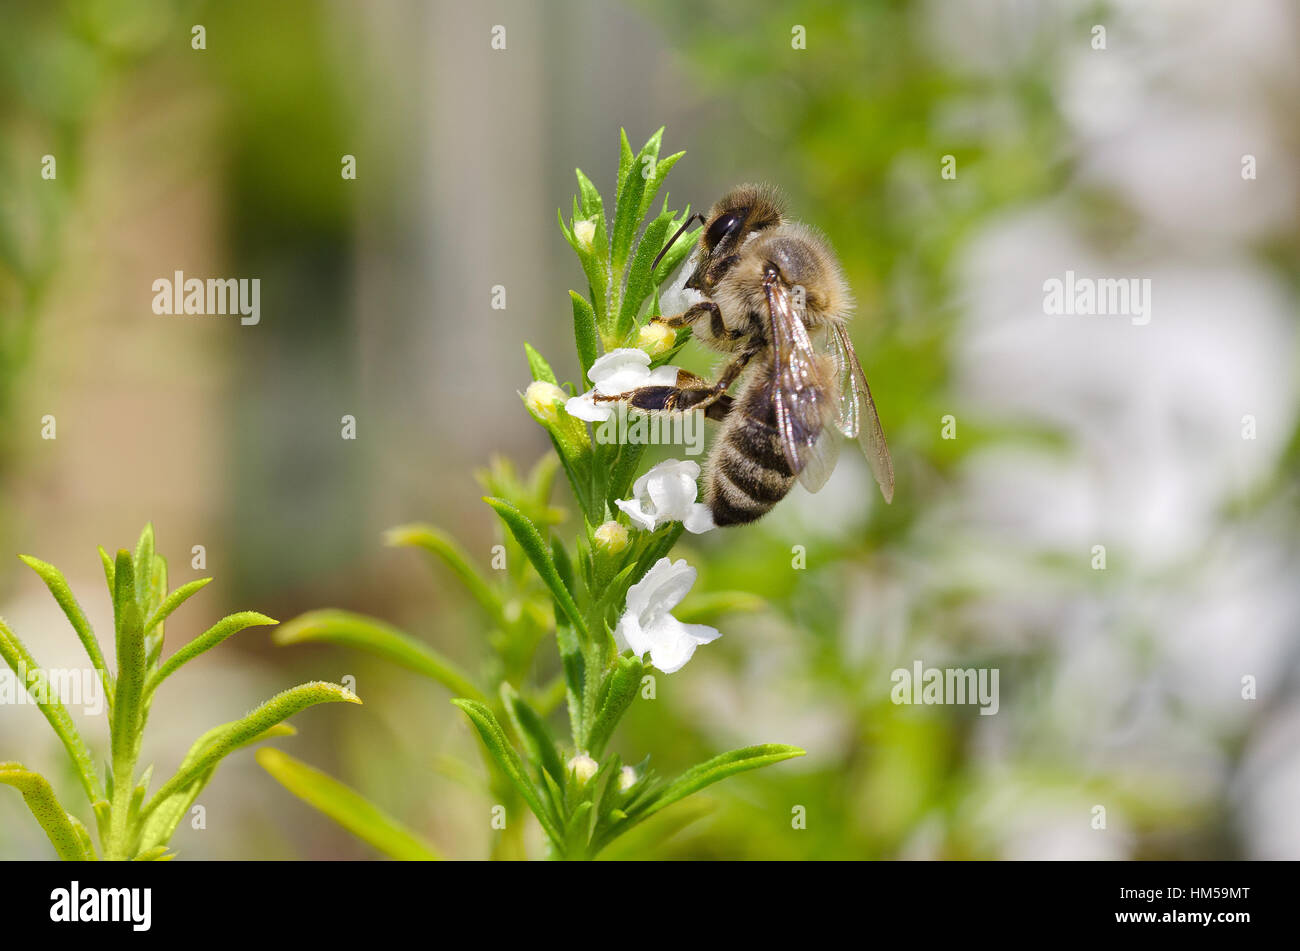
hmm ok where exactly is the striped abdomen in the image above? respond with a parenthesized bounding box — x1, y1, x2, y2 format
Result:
(705, 369, 795, 526)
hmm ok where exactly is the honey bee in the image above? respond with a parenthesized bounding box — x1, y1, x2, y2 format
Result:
(619, 184, 895, 525)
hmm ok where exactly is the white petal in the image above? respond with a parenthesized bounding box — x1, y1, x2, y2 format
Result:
(682, 620, 722, 645)
(595, 367, 649, 395)
(644, 557, 697, 615)
(643, 614, 719, 674)
(629, 468, 652, 500)
(648, 636, 696, 674)
(615, 497, 659, 532)
(645, 364, 683, 387)
(588, 348, 650, 382)
(590, 349, 651, 394)
(641, 459, 701, 520)
(683, 504, 716, 534)
(614, 613, 641, 654)
(565, 393, 612, 422)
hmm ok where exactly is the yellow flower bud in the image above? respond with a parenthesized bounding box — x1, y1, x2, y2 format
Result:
(617, 765, 638, 792)
(574, 218, 597, 252)
(593, 520, 630, 554)
(636, 320, 675, 357)
(523, 380, 567, 425)
(568, 753, 598, 785)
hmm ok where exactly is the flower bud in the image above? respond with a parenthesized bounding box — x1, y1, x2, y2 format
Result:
(636, 320, 675, 357)
(617, 765, 638, 793)
(523, 381, 567, 425)
(593, 520, 629, 554)
(574, 218, 597, 252)
(568, 753, 598, 785)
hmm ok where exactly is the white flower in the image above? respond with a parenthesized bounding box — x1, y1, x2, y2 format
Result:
(615, 459, 715, 533)
(565, 348, 680, 422)
(614, 557, 721, 674)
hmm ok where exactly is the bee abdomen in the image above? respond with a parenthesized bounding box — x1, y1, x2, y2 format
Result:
(706, 419, 795, 526)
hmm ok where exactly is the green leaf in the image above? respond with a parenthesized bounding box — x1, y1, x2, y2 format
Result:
(575, 167, 604, 220)
(144, 555, 168, 668)
(631, 744, 805, 824)
(0, 763, 92, 860)
(145, 611, 277, 697)
(137, 725, 298, 852)
(616, 206, 675, 341)
(611, 129, 663, 280)
(483, 497, 588, 640)
(142, 577, 212, 636)
(556, 622, 586, 746)
(132, 846, 173, 861)
(274, 609, 485, 704)
(606, 436, 649, 511)
(141, 682, 361, 824)
(17, 554, 110, 687)
(614, 128, 635, 207)
(385, 523, 507, 629)
(652, 218, 702, 287)
(451, 699, 564, 849)
(524, 342, 558, 385)
(132, 523, 155, 608)
(563, 800, 594, 858)
(638, 152, 684, 223)
(499, 683, 565, 785)
(570, 290, 599, 378)
(256, 748, 441, 861)
(0, 619, 101, 803)
(550, 536, 576, 596)
(586, 655, 643, 758)
(597, 797, 714, 860)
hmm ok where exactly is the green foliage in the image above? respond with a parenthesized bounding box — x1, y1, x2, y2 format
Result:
(0, 524, 359, 860)
(256, 749, 440, 861)
(267, 131, 801, 859)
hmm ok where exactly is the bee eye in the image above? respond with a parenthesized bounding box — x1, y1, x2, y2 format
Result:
(705, 209, 746, 250)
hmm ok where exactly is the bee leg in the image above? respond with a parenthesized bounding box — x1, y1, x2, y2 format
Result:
(639, 349, 759, 414)
(619, 386, 734, 421)
(650, 301, 719, 329)
(682, 348, 760, 408)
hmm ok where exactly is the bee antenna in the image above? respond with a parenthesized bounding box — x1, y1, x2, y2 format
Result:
(651, 213, 704, 273)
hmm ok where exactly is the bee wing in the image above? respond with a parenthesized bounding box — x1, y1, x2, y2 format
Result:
(828, 322, 895, 503)
(765, 269, 840, 493)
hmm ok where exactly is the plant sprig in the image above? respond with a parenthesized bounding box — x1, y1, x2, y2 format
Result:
(0, 524, 360, 860)
(265, 130, 800, 860)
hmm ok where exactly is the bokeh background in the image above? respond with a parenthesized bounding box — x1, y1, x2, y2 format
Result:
(2, 0, 1297, 859)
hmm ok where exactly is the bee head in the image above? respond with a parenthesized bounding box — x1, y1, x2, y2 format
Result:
(685, 184, 785, 291)
(702, 184, 785, 253)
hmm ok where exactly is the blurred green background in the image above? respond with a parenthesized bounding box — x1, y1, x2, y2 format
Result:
(2, 0, 1298, 859)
